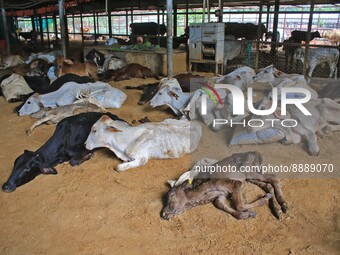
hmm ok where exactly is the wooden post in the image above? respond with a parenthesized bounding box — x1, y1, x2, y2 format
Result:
(72, 13, 75, 39)
(93, 1, 97, 44)
(78, 0, 84, 51)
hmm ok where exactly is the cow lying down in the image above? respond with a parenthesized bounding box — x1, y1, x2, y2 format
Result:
(26, 101, 106, 135)
(85, 116, 202, 171)
(2, 112, 124, 192)
(250, 98, 340, 155)
(18, 81, 127, 116)
(162, 152, 288, 220)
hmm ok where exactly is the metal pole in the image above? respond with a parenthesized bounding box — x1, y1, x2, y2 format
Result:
(108, 11, 112, 38)
(270, 0, 279, 55)
(58, 0, 67, 57)
(166, 0, 173, 77)
(45, 15, 50, 50)
(53, 12, 58, 44)
(72, 13, 75, 39)
(218, 0, 223, 22)
(303, 0, 315, 77)
(39, 15, 44, 49)
(0, 0, 10, 54)
(255, 0, 263, 70)
(79, 1, 84, 51)
(173, 4, 177, 37)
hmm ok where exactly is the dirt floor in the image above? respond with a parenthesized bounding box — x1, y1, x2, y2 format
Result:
(0, 73, 339, 255)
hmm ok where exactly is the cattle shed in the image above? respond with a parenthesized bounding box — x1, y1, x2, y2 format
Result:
(0, 1, 340, 255)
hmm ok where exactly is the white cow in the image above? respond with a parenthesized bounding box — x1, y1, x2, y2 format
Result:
(255, 65, 318, 99)
(0, 55, 24, 69)
(214, 66, 256, 91)
(0, 74, 33, 102)
(25, 50, 62, 64)
(85, 116, 202, 171)
(102, 56, 126, 72)
(105, 38, 118, 46)
(293, 47, 339, 79)
(149, 78, 229, 130)
(18, 81, 127, 116)
(250, 98, 340, 155)
(224, 35, 243, 67)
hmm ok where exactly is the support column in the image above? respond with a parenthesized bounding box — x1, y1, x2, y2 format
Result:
(0, 0, 10, 54)
(255, 0, 263, 70)
(45, 14, 50, 50)
(166, 0, 173, 77)
(108, 11, 112, 38)
(38, 15, 44, 49)
(58, 0, 67, 57)
(270, 0, 279, 55)
(53, 12, 58, 44)
(173, 4, 177, 37)
(303, 0, 315, 77)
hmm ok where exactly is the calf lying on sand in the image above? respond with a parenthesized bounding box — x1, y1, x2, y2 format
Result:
(162, 152, 288, 220)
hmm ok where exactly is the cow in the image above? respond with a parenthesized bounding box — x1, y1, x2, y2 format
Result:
(26, 58, 52, 77)
(101, 63, 157, 81)
(27, 101, 106, 135)
(290, 30, 321, 43)
(282, 38, 300, 72)
(18, 81, 127, 116)
(56, 55, 97, 78)
(130, 22, 167, 36)
(250, 98, 340, 155)
(85, 49, 126, 73)
(85, 116, 202, 172)
(2, 112, 123, 192)
(162, 152, 288, 220)
(14, 74, 96, 113)
(224, 35, 243, 67)
(254, 65, 318, 99)
(0, 55, 24, 69)
(293, 47, 339, 79)
(125, 73, 204, 105)
(25, 50, 62, 64)
(321, 29, 340, 45)
(224, 22, 267, 41)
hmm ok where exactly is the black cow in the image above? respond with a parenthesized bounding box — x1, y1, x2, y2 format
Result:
(290, 30, 321, 43)
(85, 49, 105, 67)
(130, 22, 167, 35)
(2, 112, 124, 192)
(225, 22, 267, 40)
(125, 73, 203, 105)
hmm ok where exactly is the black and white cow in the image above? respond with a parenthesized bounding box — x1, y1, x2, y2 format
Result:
(2, 112, 124, 192)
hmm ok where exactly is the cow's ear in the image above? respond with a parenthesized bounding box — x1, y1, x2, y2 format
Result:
(40, 167, 58, 175)
(106, 126, 122, 132)
(167, 180, 176, 187)
(64, 59, 73, 65)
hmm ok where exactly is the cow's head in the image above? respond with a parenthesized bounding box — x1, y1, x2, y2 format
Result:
(293, 48, 304, 61)
(255, 65, 285, 84)
(18, 94, 41, 116)
(149, 78, 182, 107)
(2, 150, 57, 192)
(161, 181, 193, 220)
(85, 115, 128, 151)
(138, 83, 159, 105)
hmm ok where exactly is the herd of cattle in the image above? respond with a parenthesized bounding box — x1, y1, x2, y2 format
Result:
(0, 45, 340, 221)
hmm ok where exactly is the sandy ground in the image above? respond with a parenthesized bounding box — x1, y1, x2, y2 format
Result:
(0, 75, 339, 255)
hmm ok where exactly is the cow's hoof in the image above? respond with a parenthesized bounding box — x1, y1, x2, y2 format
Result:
(281, 202, 289, 213)
(26, 129, 32, 136)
